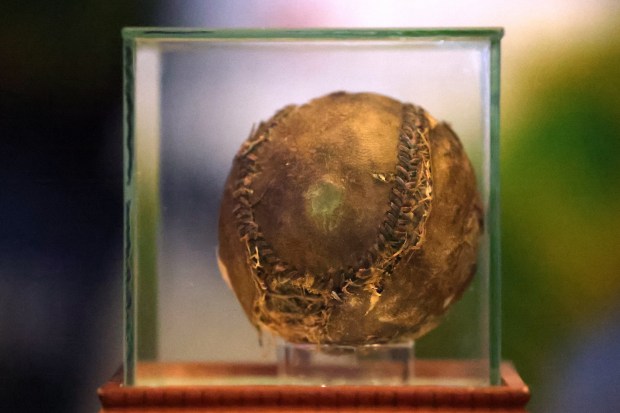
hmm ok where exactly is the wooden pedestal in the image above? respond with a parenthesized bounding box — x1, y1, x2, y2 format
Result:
(98, 361, 529, 412)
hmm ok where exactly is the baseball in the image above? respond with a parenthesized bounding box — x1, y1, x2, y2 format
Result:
(218, 91, 482, 345)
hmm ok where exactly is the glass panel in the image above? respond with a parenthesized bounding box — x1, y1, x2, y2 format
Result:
(123, 28, 503, 387)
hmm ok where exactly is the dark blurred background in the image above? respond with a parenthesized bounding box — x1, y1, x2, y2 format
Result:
(1, 1, 619, 412)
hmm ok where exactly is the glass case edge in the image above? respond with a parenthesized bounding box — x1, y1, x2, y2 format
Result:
(489, 36, 502, 386)
(121, 27, 504, 41)
(123, 36, 136, 386)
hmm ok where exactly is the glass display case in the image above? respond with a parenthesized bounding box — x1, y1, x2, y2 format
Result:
(122, 28, 503, 389)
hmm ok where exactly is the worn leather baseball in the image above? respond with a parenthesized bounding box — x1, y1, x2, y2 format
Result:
(218, 91, 482, 345)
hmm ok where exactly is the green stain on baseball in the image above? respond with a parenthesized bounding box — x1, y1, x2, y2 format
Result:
(305, 178, 344, 231)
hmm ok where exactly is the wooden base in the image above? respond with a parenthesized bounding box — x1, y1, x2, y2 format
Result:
(98, 361, 529, 412)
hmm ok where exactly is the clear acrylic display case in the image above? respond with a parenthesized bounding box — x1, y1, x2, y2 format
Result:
(122, 28, 503, 388)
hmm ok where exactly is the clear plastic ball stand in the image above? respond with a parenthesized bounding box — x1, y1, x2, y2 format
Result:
(277, 341, 414, 385)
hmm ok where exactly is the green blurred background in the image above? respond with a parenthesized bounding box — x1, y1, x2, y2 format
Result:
(502, 17, 620, 411)
(1, 1, 619, 412)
